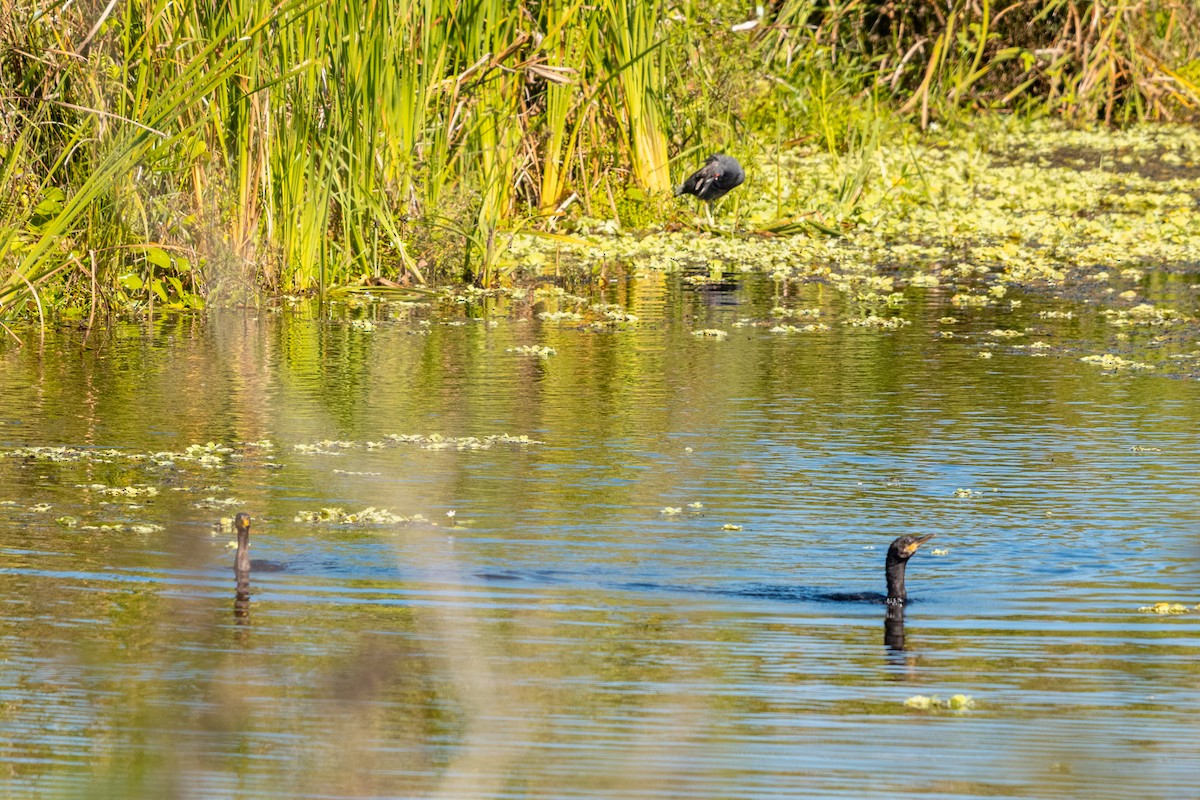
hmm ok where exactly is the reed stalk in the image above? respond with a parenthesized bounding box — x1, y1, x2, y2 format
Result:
(601, 0, 673, 195)
(3, 0, 1197, 322)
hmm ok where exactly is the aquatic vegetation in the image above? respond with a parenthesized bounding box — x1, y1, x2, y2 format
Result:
(771, 307, 822, 319)
(68, 522, 166, 534)
(2, 446, 128, 463)
(846, 316, 910, 330)
(537, 311, 584, 323)
(1081, 354, 1154, 372)
(931, 548, 950, 556)
(194, 498, 242, 510)
(660, 507, 682, 515)
(684, 274, 734, 286)
(691, 329, 729, 339)
(51, 514, 163, 534)
(292, 433, 542, 453)
(590, 304, 639, 324)
(770, 323, 830, 334)
(951, 294, 993, 309)
(988, 329, 1024, 339)
(386, 433, 543, 449)
(506, 346, 557, 358)
(1, 440, 275, 486)
(722, 524, 743, 531)
(78, 485, 159, 498)
(1137, 602, 1197, 614)
(1102, 304, 1190, 327)
(948, 695, 976, 710)
(531, 286, 572, 301)
(904, 694, 976, 712)
(294, 507, 426, 526)
(293, 441, 357, 456)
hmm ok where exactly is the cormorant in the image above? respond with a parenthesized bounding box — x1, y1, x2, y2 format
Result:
(233, 512, 253, 622)
(233, 513, 285, 575)
(676, 154, 744, 225)
(818, 533, 935, 605)
(234, 512, 252, 575)
(884, 533, 935, 605)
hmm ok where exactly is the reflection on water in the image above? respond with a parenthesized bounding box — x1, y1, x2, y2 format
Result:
(884, 606, 907, 653)
(1, 274, 1199, 798)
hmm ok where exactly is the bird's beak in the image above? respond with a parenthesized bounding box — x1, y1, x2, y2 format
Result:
(902, 533, 935, 558)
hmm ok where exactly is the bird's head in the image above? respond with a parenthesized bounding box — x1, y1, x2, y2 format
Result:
(887, 533, 935, 564)
(234, 513, 251, 535)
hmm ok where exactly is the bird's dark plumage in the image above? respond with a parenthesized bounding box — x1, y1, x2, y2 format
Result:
(233, 513, 286, 574)
(818, 533, 935, 605)
(675, 154, 744, 202)
(884, 533, 934, 605)
(234, 512, 252, 575)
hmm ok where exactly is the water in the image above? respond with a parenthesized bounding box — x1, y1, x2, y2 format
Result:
(1, 275, 1198, 799)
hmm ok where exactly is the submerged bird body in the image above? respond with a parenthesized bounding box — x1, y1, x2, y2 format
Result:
(676, 154, 744, 203)
(884, 533, 935, 605)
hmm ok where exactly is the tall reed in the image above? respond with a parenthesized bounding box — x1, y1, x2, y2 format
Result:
(3, 0, 1197, 325)
(601, 0, 673, 195)
(760, 0, 1200, 126)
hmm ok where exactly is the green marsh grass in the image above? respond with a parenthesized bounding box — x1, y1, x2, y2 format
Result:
(2, 0, 1198, 327)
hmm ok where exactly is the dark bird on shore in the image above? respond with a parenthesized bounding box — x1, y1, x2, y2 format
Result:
(676, 154, 744, 224)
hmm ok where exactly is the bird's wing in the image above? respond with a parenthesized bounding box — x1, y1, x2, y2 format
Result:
(693, 163, 722, 195)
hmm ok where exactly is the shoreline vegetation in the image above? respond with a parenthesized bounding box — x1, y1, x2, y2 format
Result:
(1, 0, 1199, 329)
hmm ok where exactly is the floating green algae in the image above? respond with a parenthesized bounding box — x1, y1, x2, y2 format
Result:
(1137, 602, 1200, 614)
(1080, 354, 1155, 372)
(506, 345, 557, 357)
(294, 507, 427, 526)
(292, 433, 543, 455)
(904, 694, 977, 712)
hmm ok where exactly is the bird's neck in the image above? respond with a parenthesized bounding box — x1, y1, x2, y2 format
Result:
(235, 528, 251, 574)
(885, 558, 907, 604)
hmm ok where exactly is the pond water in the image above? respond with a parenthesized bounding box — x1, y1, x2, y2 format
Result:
(1, 273, 1198, 799)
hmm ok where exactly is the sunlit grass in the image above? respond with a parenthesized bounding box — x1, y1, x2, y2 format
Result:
(1, 0, 1197, 328)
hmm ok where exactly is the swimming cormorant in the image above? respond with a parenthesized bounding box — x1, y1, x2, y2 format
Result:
(884, 533, 935, 605)
(233, 513, 286, 575)
(234, 512, 252, 575)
